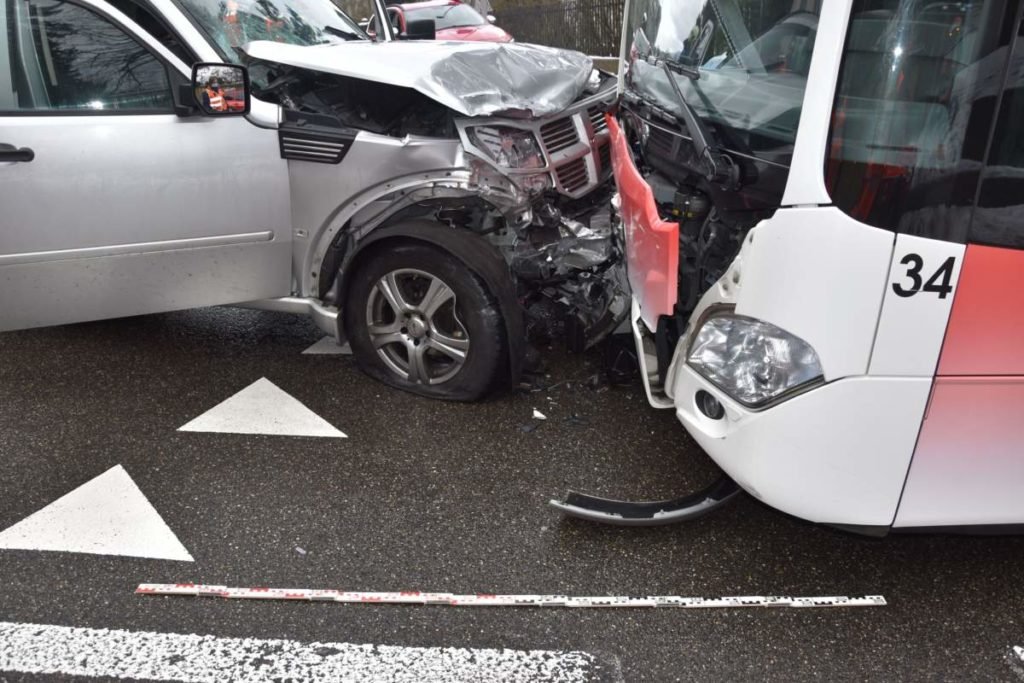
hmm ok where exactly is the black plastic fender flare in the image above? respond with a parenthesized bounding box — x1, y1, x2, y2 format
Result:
(549, 475, 741, 526)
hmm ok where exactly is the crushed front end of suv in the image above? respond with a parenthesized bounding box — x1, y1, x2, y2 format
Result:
(243, 37, 625, 397)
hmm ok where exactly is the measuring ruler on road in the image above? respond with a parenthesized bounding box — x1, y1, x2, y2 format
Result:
(137, 584, 886, 609)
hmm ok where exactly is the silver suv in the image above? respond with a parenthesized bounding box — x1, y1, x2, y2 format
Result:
(0, 0, 622, 400)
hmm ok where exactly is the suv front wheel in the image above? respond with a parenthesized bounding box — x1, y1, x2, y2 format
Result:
(344, 242, 508, 401)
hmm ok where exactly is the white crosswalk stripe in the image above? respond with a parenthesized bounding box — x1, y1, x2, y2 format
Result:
(0, 622, 602, 683)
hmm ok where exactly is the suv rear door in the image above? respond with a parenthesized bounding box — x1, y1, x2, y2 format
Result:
(0, 0, 291, 332)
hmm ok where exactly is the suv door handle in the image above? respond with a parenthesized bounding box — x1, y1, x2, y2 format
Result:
(0, 144, 34, 162)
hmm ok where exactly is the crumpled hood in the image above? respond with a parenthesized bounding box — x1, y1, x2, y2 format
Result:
(243, 40, 593, 118)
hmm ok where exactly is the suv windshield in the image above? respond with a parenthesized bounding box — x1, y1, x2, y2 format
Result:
(404, 4, 485, 30)
(624, 0, 821, 159)
(178, 0, 368, 58)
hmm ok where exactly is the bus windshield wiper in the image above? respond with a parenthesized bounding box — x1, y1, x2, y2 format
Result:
(659, 60, 739, 188)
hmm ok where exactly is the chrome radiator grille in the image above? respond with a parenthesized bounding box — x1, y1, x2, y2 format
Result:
(556, 157, 590, 194)
(457, 83, 617, 200)
(540, 117, 579, 153)
(536, 105, 612, 198)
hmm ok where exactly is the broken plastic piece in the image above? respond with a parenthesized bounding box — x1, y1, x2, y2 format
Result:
(550, 475, 741, 526)
(532, 409, 547, 420)
(608, 116, 679, 330)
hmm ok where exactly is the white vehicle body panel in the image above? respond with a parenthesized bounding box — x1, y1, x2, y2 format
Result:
(869, 235, 965, 377)
(780, 0, 852, 208)
(659, 208, 935, 526)
(733, 207, 894, 381)
(672, 365, 931, 526)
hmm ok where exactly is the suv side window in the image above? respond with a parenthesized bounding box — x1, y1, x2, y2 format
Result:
(971, 18, 1024, 249)
(3, 0, 173, 112)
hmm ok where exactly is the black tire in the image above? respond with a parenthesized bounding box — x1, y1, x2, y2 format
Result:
(344, 241, 508, 401)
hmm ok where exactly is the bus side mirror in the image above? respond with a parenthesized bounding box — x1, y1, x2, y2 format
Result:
(402, 18, 436, 40)
(192, 63, 250, 116)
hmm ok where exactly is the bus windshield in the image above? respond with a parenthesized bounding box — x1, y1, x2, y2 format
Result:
(625, 0, 821, 156)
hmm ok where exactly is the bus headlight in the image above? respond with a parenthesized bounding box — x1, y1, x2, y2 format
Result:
(687, 314, 823, 408)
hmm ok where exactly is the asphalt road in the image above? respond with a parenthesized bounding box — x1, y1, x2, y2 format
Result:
(1, 308, 1022, 681)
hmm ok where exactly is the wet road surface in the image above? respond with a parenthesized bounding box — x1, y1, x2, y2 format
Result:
(1, 308, 1022, 681)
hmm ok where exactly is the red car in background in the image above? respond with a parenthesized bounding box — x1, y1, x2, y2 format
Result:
(387, 0, 513, 43)
(223, 87, 246, 112)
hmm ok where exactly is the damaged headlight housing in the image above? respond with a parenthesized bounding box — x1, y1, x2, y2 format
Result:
(688, 314, 823, 408)
(466, 126, 545, 169)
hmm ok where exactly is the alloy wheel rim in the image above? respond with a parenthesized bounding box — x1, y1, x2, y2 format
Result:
(365, 269, 470, 385)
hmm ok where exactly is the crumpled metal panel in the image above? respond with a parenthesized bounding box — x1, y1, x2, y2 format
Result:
(608, 115, 679, 330)
(242, 40, 593, 117)
(427, 43, 593, 117)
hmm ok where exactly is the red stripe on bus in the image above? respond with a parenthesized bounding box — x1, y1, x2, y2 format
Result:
(938, 244, 1024, 376)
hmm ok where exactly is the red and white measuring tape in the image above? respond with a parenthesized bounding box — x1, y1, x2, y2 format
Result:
(137, 584, 886, 609)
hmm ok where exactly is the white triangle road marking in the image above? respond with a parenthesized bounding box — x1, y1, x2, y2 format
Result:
(302, 337, 352, 355)
(178, 377, 346, 438)
(0, 465, 193, 562)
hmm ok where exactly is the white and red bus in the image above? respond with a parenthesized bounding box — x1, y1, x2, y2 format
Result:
(554, 0, 1024, 534)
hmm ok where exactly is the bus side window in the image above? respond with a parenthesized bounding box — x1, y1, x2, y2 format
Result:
(826, 0, 1007, 242)
(971, 20, 1024, 249)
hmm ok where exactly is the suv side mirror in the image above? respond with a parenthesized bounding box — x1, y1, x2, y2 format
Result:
(192, 63, 250, 116)
(402, 17, 436, 40)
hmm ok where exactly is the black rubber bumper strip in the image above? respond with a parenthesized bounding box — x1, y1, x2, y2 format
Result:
(549, 475, 741, 526)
